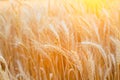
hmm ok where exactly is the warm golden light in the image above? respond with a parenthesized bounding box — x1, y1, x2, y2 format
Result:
(79, 0, 108, 15)
(84, 0, 106, 4)
(84, 0, 106, 8)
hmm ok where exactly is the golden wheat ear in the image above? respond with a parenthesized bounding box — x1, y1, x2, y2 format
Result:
(0, 54, 10, 80)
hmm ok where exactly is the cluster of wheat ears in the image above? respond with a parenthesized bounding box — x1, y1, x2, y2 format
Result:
(0, 0, 120, 80)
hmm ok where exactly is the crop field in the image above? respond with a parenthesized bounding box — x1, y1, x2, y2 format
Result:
(0, 0, 120, 80)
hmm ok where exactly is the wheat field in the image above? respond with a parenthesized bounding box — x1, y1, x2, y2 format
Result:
(0, 0, 120, 80)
